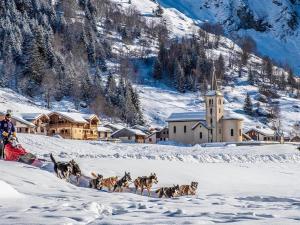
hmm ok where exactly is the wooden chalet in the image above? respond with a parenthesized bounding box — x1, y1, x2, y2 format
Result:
(0, 112, 36, 134)
(98, 126, 113, 140)
(145, 127, 169, 144)
(111, 128, 147, 143)
(245, 126, 282, 141)
(47, 112, 100, 140)
(21, 113, 49, 135)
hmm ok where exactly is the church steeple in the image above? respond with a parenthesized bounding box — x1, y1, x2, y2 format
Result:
(211, 61, 218, 91)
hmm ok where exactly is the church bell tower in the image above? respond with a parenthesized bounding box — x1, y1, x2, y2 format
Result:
(205, 64, 224, 142)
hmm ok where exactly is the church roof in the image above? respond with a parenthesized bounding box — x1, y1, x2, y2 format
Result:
(192, 121, 208, 130)
(166, 111, 206, 122)
(222, 111, 243, 120)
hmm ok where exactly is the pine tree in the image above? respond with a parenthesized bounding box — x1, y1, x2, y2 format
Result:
(105, 74, 118, 105)
(244, 93, 253, 115)
(153, 59, 162, 80)
(248, 68, 254, 85)
(173, 60, 185, 92)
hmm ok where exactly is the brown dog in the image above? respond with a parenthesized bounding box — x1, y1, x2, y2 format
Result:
(99, 176, 118, 191)
(179, 182, 198, 196)
(134, 173, 158, 196)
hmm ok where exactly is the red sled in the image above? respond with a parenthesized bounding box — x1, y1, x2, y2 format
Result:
(4, 143, 42, 166)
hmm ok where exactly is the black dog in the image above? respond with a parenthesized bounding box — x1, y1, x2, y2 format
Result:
(50, 154, 82, 184)
(155, 185, 180, 198)
(113, 172, 132, 192)
(89, 172, 103, 189)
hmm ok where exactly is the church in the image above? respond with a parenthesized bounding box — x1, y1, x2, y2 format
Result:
(166, 70, 243, 145)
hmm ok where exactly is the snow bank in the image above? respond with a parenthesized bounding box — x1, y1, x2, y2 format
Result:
(0, 180, 23, 199)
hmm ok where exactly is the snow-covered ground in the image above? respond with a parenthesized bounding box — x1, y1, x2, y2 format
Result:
(1, 134, 300, 224)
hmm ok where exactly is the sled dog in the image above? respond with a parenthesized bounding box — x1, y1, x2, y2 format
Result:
(99, 176, 118, 191)
(113, 172, 132, 192)
(134, 173, 158, 196)
(50, 154, 81, 184)
(89, 172, 103, 189)
(155, 185, 180, 198)
(179, 182, 198, 196)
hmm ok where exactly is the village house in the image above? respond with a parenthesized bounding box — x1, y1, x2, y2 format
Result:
(0, 112, 36, 134)
(245, 126, 281, 141)
(20, 113, 49, 135)
(47, 112, 100, 140)
(166, 73, 243, 145)
(97, 126, 113, 140)
(111, 128, 147, 143)
(145, 127, 169, 144)
(103, 123, 125, 133)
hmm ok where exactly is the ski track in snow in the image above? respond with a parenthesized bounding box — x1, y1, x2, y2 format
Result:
(1, 134, 300, 224)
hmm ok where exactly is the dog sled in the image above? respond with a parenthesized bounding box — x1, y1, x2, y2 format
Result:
(4, 140, 42, 166)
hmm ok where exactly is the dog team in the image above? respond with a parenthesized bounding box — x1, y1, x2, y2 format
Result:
(50, 154, 198, 198)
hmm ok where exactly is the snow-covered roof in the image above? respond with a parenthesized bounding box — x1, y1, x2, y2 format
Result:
(97, 126, 112, 132)
(223, 111, 243, 120)
(192, 121, 208, 130)
(166, 111, 206, 122)
(104, 123, 125, 130)
(246, 127, 275, 136)
(13, 115, 36, 127)
(112, 128, 147, 137)
(128, 128, 147, 136)
(49, 112, 98, 124)
(206, 90, 223, 96)
(21, 113, 49, 121)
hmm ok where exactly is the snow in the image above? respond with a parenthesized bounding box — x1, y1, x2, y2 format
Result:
(155, 0, 300, 74)
(246, 127, 276, 136)
(97, 126, 113, 132)
(1, 134, 300, 224)
(49, 111, 95, 124)
(0, 180, 23, 199)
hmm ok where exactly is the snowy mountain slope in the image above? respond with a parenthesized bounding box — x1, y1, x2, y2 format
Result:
(1, 134, 300, 224)
(156, 0, 300, 74)
(109, 0, 300, 134)
(136, 71, 300, 134)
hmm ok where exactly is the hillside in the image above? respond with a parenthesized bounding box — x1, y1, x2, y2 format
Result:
(156, 0, 300, 74)
(1, 134, 300, 224)
(0, 0, 299, 135)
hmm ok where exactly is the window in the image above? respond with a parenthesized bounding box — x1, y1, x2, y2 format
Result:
(200, 132, 203, 139)
(210, 118, 213, 124)
(219, 129, 221, 134)
(211, 99, 213, 105)
(231, 129, 234, 137)
(219, 99, 221, 105)
(210, 108, 213, 115)
(210, 129, 213, 135)
(239, 129, 241, 136)
(173, 126, 176, 134)
(149, 138, 152, 142)
(219, 108, 221, 113)
(184, 125, 187, 133)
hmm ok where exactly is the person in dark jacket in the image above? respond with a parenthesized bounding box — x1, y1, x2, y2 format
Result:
(0, 113, 16, 159)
